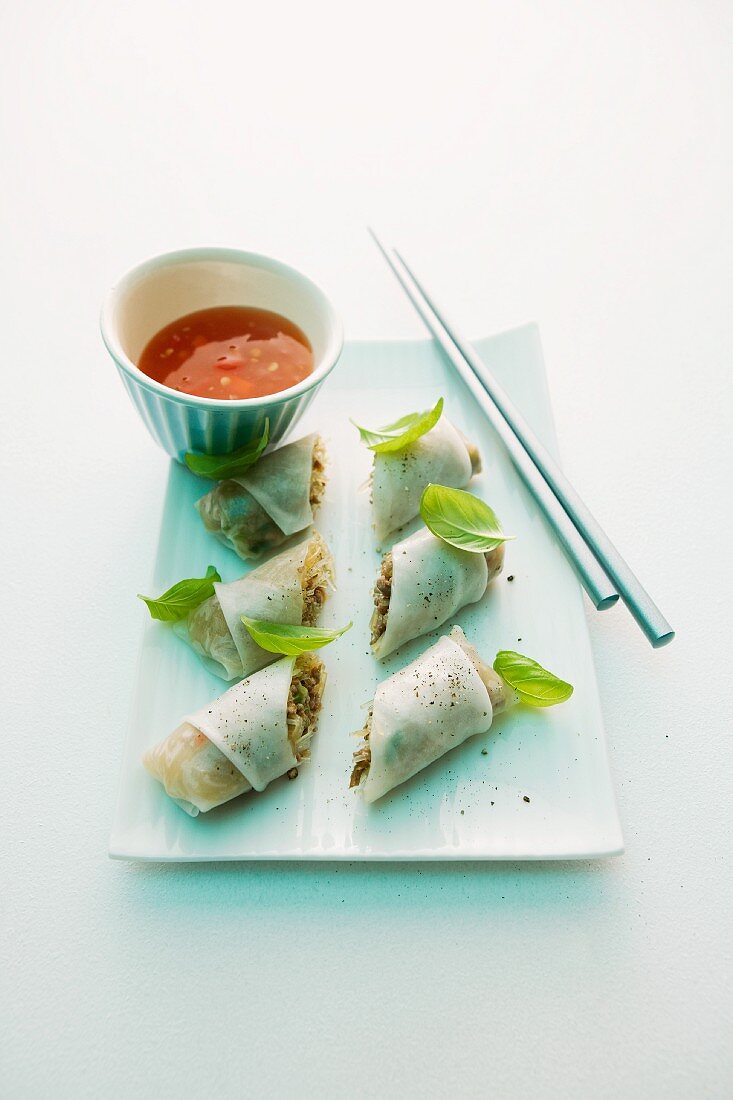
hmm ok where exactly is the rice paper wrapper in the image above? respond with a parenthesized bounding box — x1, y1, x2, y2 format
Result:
(362, 635, 493, 803)
(143, 719, 252, 817)
(188, 657, 298, 792)
(374, 527, 489, 658)
(372, 417, 472, 539)
(213, 539, 308, 676)
(174, 601, 243, 681)
(233, 434, 316, 537)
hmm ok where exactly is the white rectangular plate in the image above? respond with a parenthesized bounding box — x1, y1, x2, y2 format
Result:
(110, 325, 624, 861)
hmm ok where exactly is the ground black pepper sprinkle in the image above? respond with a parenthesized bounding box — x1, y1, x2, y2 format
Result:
(523, 795, 530, 802)
(507, 575, 514, 582)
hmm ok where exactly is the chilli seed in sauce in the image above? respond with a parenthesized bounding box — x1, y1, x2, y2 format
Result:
(137, 305, 314, 400)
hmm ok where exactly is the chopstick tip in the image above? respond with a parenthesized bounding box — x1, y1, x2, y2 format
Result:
(367, 226, 390, 256)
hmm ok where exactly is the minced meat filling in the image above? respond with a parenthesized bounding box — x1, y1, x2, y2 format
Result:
(370, 552, 393, 644)
(302, 585, 327, 626)
(287, 654, 325, 760)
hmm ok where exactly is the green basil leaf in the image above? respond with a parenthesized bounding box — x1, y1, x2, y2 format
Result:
(351, 397, 444, 453)
(241, 617, 352, 656)
(184, 419, 270, 479)
(493, 651, 574, 708)
(420, 483, 514, 552)
(138, 565, 221, 622)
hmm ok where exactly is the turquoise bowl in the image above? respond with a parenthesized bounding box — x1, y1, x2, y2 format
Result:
(101, 247, 343, 460)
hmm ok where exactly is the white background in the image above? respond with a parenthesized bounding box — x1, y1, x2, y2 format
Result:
(2, 1, 731, 1096)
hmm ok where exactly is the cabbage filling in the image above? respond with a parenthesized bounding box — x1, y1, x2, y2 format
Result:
(309, 437, 327, 509)
(349, 709, 373, 790)
(299, 530, 334, 626)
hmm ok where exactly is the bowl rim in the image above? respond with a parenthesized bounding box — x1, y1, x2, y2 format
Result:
(100, 246, 344, 410)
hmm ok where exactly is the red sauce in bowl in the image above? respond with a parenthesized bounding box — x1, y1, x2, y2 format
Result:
(137, 305, 314, 400)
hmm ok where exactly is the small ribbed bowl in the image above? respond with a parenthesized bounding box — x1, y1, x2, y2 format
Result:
(100, 247, 344, 460)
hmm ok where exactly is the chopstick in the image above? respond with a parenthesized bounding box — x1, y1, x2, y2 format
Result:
(369, 233, 616, 613)
(369, 229, 675, 648)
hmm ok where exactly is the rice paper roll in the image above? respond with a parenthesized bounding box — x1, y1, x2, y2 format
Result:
(372, 417, 479, 540)
(175, 533, 333, 680)
(351, 627, 517, 804)
(197, 434, 327, 559)
(192, 658, 300, 791)
(371, 527, 505, 658)
(143, 653, 325, 815)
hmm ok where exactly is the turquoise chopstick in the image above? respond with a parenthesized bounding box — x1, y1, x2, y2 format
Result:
(370, 231, 674, 647)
